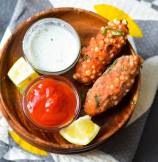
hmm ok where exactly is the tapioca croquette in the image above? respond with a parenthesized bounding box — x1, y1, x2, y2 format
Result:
(73, 19, 129, 84)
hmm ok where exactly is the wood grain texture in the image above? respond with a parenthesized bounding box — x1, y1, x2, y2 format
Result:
(0, 7, 140, 153)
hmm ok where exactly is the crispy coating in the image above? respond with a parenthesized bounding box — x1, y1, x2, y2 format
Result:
(84, 55, 141, 116)
(73, 19, 129, 84)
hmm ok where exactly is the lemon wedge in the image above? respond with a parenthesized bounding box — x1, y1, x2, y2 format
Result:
(94, 4, 143, 38)
(60, 115, 100, 145)
(9, 131, 48, 156)
(8, 57, 39, 93)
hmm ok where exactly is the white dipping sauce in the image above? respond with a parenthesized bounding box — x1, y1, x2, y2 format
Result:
(23, 18, 80, 74)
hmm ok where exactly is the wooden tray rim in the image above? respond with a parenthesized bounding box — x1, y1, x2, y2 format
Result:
(0, 7, 141, 154)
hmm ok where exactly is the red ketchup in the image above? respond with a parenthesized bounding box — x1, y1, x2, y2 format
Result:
(25, 77, 78, 128)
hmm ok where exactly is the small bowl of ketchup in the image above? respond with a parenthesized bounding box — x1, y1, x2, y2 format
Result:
(22, 75, 81, 131)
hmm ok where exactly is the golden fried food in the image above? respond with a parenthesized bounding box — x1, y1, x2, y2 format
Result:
(73, 19, 129, 84)
(84, 55, 141, 116)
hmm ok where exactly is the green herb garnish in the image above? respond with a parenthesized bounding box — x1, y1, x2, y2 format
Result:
(111, 59, 117, 67)
(94, 95, 100, 107)
(140, 64, 143, 69)
(107, 59, 117, 72)
(101, 28, 107, 36)
(112, 30, 124, 36)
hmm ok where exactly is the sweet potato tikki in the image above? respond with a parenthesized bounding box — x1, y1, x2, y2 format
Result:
(73, 19, 129, 84)
(84, 55, 141, 116)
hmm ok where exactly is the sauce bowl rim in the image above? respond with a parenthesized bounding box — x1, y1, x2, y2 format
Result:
(22, 18, 81, 75)
(22, 75, 81, 131)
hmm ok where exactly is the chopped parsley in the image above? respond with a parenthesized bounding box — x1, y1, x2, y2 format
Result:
(111, 59, 117, 66)
(112, 30, 124, 36)
(94, 95, 100, 107)
(101, 28, 107, 36)
(108, 59, 117, 71)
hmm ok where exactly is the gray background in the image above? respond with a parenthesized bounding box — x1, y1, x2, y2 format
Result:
(0, 0, 17, 160)
(0, 0, 17, 41)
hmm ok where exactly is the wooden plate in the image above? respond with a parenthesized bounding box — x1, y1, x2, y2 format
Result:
(0, 7, 140, 153)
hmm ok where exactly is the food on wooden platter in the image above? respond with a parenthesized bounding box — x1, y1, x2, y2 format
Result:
(84, 55, 141, 116)
(6, 15, 141, 147)
(73, 19, 129, 84)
